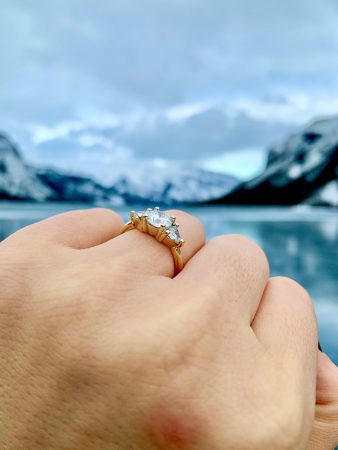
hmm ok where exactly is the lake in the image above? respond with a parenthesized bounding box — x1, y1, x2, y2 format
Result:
(0, 201, 337, 364)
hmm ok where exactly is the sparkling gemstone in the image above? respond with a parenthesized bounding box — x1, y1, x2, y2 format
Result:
(132, 211, 144, 221)
(168, 225, 181, 243)
(147, 209, 173, 228)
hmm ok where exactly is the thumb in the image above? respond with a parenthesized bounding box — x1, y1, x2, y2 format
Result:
(309, 350, 338, 449)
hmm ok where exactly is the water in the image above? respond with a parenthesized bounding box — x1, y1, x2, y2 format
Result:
(0, 201, 337, 364)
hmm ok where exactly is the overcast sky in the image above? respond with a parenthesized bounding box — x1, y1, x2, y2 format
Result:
(1, 0, 338, 180)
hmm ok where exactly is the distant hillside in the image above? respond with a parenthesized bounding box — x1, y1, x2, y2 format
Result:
(0, 133, 238, 205)
(0, 134, 52, 201)
(209, 116, 338, 207)
(2, 116, 338, 207)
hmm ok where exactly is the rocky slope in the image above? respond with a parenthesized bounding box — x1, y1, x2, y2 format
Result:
(306, 180, 338, 207)
(104, 165, 238, 205)
(0, 133, 238, 205)
(2, 115, 338, 207)
(0, 134, 52, 201)
(210, 116, 338, 206)
(36, 168, 125, 205)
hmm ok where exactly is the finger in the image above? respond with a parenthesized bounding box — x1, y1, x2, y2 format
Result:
(13, 208, 124, 249)
(316, 350, 338, 405)
(96, 209, 205, 277)
(252, 277, 318, 394)
(175, 234, 269, 323)
(309, 351, 338, 449)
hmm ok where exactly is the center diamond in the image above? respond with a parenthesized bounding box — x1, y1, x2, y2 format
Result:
(146, 209, 173, 228)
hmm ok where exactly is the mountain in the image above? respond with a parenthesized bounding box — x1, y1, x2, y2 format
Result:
(306, 180, 338, 207)
(209, 116, 338, 206)
(0, 134, 52, 201)
(102, 165, 238, 204)
(0, 133, 238, 205)
(3, 115, 337, 207)
(36, 168, 125, 205)
(37, 165, 238, 205)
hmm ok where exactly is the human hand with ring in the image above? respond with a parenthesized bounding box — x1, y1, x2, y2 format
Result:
(0, 207, 337, 449)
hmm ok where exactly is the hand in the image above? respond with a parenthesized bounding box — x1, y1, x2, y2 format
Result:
(0, 208, 336, 450)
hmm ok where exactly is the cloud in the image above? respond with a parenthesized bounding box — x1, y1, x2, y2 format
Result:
(2, 0, 338, 120)
(26, 107, 294, 183)
(30, 108, 293, 160)
(31, 113, 122, 144)
(122, 108, 294, 159)
(1, 0, 338, 178)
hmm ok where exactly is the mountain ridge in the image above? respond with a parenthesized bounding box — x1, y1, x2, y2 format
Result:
(0, 133, 238, 205)
(1, 115, 338, 207)
(0, 134, 53, 201)
(208, 115, 338, 207)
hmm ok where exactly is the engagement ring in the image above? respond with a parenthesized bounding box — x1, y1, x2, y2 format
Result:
(120, 207, 184, 275)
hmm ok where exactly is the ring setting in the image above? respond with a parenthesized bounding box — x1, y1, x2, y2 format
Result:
(120, 207, 185, 274)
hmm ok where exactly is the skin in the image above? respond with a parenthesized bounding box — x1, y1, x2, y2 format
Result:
(0, 207, 337, 450)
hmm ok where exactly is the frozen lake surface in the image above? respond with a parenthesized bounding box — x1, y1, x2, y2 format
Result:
(1, 201, 337, 364)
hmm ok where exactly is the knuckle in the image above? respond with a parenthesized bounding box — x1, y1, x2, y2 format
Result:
(268, 277, 317, 337)
(167, 209, 204, 232)
(210, 234, 270, 276)
(166, 208, 187, 218)
(90, 207, 123, 224)
(1, 223, 41, 248)
(270, 276, 314, 310)
(270, 275, 304, 291)
(230, 234, 268, 266)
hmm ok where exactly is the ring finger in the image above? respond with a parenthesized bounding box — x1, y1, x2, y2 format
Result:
(91, 208, 206, 278)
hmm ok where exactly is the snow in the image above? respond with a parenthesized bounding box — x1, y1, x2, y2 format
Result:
(268, 115, 338, 180)
(2, 113, 338, 206)
(244, 115, 338, 205)
(318, 181, 338, 207)
(288, 164, 302, 179)
(91, 163, 239, 204)
(1, 132, 238, 204)
(0, 135, 52, 201)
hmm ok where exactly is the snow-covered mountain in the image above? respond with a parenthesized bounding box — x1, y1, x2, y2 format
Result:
(0, 134, 52, 201)
(211, 116, 338, 206)
(306, 180, 338, 207)
(3, 115, 338, 207)
(0, 133, 238, 205)
(37, 165, 238, 205)
(103, 165, 238, 204)
(36, 168, 125, 205)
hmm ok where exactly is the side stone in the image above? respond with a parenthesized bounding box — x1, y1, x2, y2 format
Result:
(168, 225, 181, 243)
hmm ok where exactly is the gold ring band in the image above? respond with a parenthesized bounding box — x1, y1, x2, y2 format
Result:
(120, 207, 184, 275)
